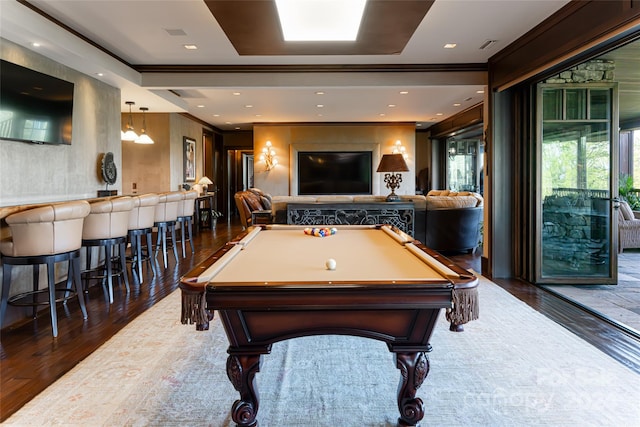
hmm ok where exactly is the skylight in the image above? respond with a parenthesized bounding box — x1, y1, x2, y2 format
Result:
(275, 0, 367, 41)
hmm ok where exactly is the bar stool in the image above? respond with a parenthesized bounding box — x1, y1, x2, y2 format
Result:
(127, 193, 159, 283)
(153, 191, 181, 269)
(0, 201, 90, 337)
(176, 190, 198, 258)
(82, 197, 134, 304)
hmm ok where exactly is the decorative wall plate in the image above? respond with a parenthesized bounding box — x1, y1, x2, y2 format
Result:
(101, 152, 117, 185)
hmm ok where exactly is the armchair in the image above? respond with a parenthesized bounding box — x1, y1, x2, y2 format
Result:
(425, 190, 484, 253)
(619, 200, 640, 253)
(234, 188, 273, 228)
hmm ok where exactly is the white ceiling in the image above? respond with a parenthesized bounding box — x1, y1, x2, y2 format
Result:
(0, 0, 571, 131)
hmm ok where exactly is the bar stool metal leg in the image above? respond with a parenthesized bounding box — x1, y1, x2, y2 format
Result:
(145, 230, 157, 277)
(46, 259, 58, 337)
(0, 263, 11, 328)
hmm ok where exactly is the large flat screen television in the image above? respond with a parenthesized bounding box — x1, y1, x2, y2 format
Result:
(298, 151, 372, 195)
(0, 60, 74, 145)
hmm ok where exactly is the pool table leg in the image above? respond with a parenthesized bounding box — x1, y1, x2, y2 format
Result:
(227, 353, 262, 427)
(395, 351, 430, 427)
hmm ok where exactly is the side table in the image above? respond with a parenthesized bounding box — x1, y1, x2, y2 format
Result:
(195, 194, 216, 230)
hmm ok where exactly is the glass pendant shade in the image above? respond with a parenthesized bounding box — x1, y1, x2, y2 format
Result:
(122, 127, 138, 141)
(135, 131, 154, 144)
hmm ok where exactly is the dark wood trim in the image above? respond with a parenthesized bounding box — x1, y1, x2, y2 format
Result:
(489, 0, 640, 90)
(134, 63, 487, 74)
(428, 104, 483, 138)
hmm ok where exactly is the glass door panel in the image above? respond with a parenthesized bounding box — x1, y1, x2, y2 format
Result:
(446, 128, 483, 195)
(537, 84, 618, 283)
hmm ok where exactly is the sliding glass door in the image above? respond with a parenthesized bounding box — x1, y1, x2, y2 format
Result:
(536, 83, 619, 283)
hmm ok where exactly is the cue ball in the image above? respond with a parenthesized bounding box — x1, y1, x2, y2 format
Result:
(325, 258, 337, 270)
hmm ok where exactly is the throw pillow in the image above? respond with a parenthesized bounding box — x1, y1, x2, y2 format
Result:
(620, 200, 634, 221)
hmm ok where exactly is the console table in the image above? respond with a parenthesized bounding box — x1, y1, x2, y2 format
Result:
(287, 202, 415, 236)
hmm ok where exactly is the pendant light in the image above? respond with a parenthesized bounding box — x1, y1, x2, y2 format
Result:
(121, 101, 138, 141)
(134, 107, 154, 144)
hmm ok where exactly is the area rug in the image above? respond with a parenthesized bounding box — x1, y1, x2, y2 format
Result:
(4, 275, 640, 426)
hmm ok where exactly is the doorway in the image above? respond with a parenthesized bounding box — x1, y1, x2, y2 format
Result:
(226, 149, 254, 220)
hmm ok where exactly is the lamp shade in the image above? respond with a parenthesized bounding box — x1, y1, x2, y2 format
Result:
(198, 176, 213, 186)
(376, 153, 409, 173)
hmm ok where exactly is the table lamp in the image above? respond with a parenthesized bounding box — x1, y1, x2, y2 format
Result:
(198, 176, 214, 194)
(376, 153, 409, 202)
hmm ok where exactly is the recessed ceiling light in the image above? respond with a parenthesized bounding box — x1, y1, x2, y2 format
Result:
(183, 44, 198, 50)
(255, 114, 262, 117)
(225, 121, 232, 124)
(197, 104, 205, 108)
(476, 90, 485, 94)
(245, 105, 253, 108)
(96, 72, 104, 77)
(316, 104, 324, 108)
(399, 91, 409, 95)
(416, 123, 422, 127)
(388, 104, 396, 107)
(379, 113, 385, 117)
(315, 91, 325, 95)
(232, 92, 241, 96)
(31, 42, 41, 47)
(213, 114, 220, 117)
(453, 103, 461, 107)
(235, 127, 241, 130)
(444, 43, 457, 49)
(436, 113, 443, 116)
(275, 0, 367, 41)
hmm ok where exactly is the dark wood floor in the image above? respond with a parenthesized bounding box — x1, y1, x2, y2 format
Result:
(1, 219, 640, 421)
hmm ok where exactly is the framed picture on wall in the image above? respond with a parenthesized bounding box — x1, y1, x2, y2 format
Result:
(183, 137, 196, 182)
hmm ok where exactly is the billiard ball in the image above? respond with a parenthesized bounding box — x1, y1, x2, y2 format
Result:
(325, 258, 337, 270)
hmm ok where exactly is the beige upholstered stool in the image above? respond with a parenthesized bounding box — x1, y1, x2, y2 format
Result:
(127, 193, 159, 283)
(0, 201, 90, 337)
(82, 197, 134, 304)
(153, 192, 181, 268)
(176, 190, 198, 258)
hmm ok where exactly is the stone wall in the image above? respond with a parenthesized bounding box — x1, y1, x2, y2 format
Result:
(544, 59, 614, 84)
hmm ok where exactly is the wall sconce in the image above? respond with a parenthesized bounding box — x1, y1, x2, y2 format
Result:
(198, 176, 214, 194)
(134, 107, 154, 144)
(259, 140, 278, 171)
(376, 153, 410, 202)
(393, 139, 408, 160)
(121, 101, 138, 141)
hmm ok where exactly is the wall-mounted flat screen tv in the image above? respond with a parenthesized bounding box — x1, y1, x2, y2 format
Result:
(298, 151, 372, 195)
(0, 60, 74, 145)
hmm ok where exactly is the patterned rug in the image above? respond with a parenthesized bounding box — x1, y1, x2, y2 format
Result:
(5, 275, 640, 426)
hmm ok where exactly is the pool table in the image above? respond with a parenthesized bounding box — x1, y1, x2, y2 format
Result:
(180, 224, 478, 427)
